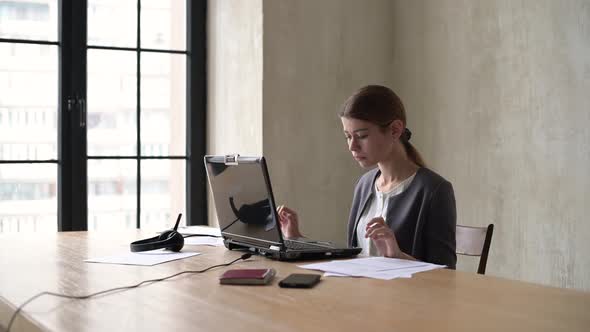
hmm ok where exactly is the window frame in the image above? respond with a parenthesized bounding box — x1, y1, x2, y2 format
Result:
(0, 0, 207, 232)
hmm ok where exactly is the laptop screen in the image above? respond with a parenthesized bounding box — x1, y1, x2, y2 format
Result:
(204, 156, 282, 245)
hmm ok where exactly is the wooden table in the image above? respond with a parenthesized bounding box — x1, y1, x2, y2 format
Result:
(1, 230, 589, 332)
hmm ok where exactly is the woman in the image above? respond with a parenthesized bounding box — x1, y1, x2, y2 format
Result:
(278, 85, 457, 268)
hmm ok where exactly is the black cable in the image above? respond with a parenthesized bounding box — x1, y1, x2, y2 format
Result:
(6, 253, 252, 332)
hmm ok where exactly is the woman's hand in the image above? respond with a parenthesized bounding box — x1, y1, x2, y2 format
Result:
(365, 217, 403, 258)
(277, 205, 303, 239)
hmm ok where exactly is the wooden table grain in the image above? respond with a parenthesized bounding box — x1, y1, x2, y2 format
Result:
(1, 230, 589, 332)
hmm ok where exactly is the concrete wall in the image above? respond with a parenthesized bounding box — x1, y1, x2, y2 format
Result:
(388, 0, 590, 291)
(263, 0, 396, 244)
(207, 0, 263, 156)
(207, 0, 263, 225)
(207, 0, 590, 290)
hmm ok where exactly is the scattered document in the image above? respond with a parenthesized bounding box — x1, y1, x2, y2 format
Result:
(323, 271, 413, 279)
(85, 250, 201, 266)
(299, 256, 445, 280)
(178, 225, 222, 237)
(184, 236, 225, 246)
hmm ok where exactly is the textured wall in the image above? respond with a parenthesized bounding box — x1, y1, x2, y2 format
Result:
(207, 0, 263, 156)
(388, 0, 590, 290)
(207, 0, 263, 226)
(207, 0, 590, 290)
(263, 0, 396, 244)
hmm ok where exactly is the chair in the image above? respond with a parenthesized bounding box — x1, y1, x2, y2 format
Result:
(456, 224, 494, 275)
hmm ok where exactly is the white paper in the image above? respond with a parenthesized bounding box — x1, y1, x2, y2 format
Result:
(323, 271, 379, 278)
(85, 250, 201, 266)
(356, 270, 415, 280)
(299, 256, 445, 280)
(178, 226, 221, 237)
(324, 271, 412, 279)
(184, 236, 225, 246)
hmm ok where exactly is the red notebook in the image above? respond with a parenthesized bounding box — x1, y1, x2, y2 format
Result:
(219, 268, 276, 285)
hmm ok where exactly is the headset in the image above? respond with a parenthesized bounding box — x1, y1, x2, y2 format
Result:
(130, 213, 185, 252)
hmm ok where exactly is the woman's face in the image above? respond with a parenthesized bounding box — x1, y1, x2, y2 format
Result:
(341, 117, 399, 168)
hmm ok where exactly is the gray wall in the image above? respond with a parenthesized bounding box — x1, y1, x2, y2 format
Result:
(263, 0, 396, 244)
(207, 0, 263, 225)
(207, 0, 263, 156)
(208, 0, 590, 291)
(388, 0, 590, 290)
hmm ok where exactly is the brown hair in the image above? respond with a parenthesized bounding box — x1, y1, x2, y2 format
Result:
(339, 85, 426, 167)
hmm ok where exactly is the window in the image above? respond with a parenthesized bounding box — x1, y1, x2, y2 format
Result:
(0, 0, 206, 233)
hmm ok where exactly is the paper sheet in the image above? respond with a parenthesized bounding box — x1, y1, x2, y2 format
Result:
(85, 250, 201, 266)
(184, 236, 225, 246)
(178, 226, 221, 237)
(324, 271, 413, 279)
(299, 256, 445, 280)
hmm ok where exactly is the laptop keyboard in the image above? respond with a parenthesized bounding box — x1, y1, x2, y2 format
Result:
(284, 239, 331, 250)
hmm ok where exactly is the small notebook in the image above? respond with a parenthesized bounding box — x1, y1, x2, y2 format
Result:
(219, 268, 276, 285)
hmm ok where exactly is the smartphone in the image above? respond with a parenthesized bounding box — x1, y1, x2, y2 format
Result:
(278, 273, 321, 288)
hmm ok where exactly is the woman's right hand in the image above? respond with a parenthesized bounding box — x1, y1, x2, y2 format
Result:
(276, 205, 303, 239)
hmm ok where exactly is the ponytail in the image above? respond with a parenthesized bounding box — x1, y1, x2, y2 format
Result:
(402, 140, 426, 168)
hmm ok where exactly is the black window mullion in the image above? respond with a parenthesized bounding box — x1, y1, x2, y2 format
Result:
(136, 0, 141, 229)
(186, 0, 207, 226)
(0, 160, 58, 164)
(59, 0, 88, 231)
(87, 44, 187, 54)
(87, 156, 188, 160)
(0, 38, 59, 46)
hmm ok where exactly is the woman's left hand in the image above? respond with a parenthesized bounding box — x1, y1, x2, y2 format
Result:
(365, 217, 402, 258)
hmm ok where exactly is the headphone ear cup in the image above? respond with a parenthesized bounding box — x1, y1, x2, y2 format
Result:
(167, 232, 184, 252)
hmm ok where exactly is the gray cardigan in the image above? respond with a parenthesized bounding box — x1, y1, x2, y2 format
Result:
(347, 167, 457, 268)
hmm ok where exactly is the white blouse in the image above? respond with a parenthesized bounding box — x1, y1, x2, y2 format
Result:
(355, 172, 417, 256)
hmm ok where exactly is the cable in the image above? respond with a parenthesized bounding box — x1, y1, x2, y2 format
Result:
(6, 253, 252, 332)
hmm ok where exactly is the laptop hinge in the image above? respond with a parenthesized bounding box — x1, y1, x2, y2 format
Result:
(224, 154, 239, 165)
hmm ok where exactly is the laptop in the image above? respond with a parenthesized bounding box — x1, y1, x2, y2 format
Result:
(204, 155, 361, 261)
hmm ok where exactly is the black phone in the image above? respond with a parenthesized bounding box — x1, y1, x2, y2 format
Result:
(278, 273, 321, 288)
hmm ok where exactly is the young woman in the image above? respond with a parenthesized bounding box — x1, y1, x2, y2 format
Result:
(278, 85, 457, 268)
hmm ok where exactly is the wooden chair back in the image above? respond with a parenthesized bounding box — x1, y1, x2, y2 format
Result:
(456, 224, 494, 274)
